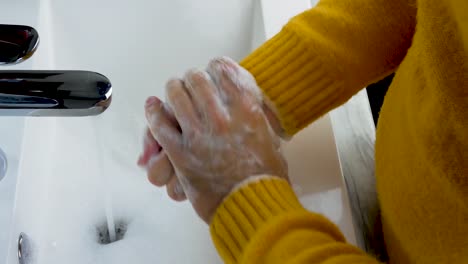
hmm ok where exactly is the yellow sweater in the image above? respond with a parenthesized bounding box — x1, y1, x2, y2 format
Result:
(210, 0, 468, 263)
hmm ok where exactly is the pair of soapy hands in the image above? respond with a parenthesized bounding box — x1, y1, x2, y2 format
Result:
(137, 57, 288, 223)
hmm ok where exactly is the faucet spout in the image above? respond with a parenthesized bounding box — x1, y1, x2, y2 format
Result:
(0, 24, 112, 116)
(0, 70, 112, 116)
(0, 24, 39, 65)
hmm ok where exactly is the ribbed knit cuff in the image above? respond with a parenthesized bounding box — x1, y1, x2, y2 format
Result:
(209, 177, 305, 264)
(241, 29, 344, 136)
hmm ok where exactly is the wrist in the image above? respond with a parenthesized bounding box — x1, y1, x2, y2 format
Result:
(229, 174, 282, 197)
(209, 176, 306, 263)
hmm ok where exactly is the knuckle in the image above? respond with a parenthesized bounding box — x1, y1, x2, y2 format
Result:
(185, 69, 210, 87)
(166, 78, 183, 89)
(145, 98, 163, 114)
(167, 187, 176, 200)
(148, 175, 165, 187)
(167, 182, 182, 201)
(173, 181, 185, 199)
(184, 129, 199, 142)
(209, 56, 235, 70)
(206, 59, 224, 85)
(148, 169, 169, 186)
(207, 57, 223, 70)
(218, 56, 237, 65)
(165, 79, 184, 99)
(208, 57, 230, 79)
(146, 105, 164, 128)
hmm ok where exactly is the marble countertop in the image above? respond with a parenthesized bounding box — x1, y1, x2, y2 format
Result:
(329, 90, 386, 259)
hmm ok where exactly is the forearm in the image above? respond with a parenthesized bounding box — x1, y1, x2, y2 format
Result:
(241, 0, 416, 135)
(210, 177, 381, 264)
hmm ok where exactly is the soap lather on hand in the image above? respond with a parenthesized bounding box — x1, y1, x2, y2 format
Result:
(138, 57, 288, 223)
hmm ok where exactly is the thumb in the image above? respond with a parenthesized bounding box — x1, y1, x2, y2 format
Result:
(262, 101, 290, 140)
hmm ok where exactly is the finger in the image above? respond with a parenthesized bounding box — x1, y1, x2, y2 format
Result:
(166, 176, 187, 202)
(146, 151, 174, 187)
(208, 57, 266, 130)
(163, 104, 181, 132)
(206, 57, 240, 106)
(184, 69, 229, 130)
(208, 58, 286, 138)
(138, 128, 162, 167)
(145, 96, 184, 164)
(207, 57, 261, 107)
(165, 79, 200, 134)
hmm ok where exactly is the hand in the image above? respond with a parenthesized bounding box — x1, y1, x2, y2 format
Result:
(144, 57, 288, 223)
(138, 127, 187, 201)
(138, 58, 286, 202)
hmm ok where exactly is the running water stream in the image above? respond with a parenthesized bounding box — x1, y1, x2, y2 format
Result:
(103, 181, 117, 242)
(93, 117, 117, 243)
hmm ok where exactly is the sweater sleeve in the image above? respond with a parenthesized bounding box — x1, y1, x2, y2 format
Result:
(240, 0, 416, 135)
(210, 177, 380, 264)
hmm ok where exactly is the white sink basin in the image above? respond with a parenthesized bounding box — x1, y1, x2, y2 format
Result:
(0, 0, 42, 259)
(0, 117, 24, 261)
(2, 0, 359, 263)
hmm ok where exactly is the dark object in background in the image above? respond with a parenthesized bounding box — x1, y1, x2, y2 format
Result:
(0, 25, 39, 64)
(366, 74, 394, 126)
